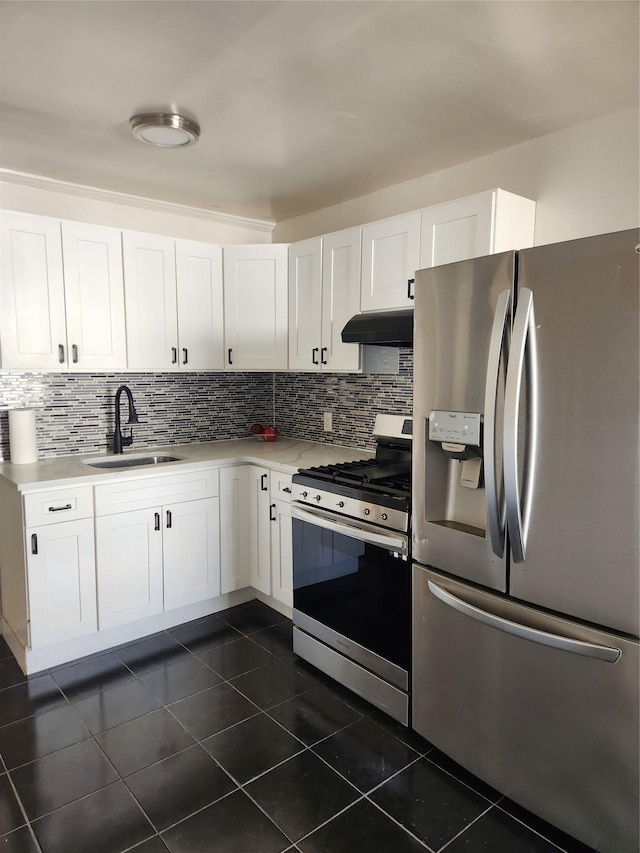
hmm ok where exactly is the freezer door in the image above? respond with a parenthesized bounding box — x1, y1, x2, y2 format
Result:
(412, 251, 514, 590)
(412, 565, 639, 853)
(509, 229, 639, 635)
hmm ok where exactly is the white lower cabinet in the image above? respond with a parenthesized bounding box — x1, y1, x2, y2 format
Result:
(249, 466, 273, 595)
(270, 498, 292, 607)
(163, 498, 220, 610)
(248, 467, 293, 607)
(219, 466, 251, 594)
(96, 497, 220, 628)
(26, 518, 97, 647)
(96, 508, 164, 629)
(94, 469, 221, 628)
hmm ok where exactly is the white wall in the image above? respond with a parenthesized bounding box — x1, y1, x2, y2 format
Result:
(273, 108, 639, 246)
(0, 175, 274, 244)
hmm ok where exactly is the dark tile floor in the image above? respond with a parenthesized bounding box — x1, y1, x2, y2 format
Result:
(0, 600, 597, 853)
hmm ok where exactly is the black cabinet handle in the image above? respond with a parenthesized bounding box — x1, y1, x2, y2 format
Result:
(321, 347, 328, 365)
(312, 347, 319, 365)
(407, 278, 415, 300)
(72, 344, 79, 363)
(58, 344, 65, 364)
(270, 503, 276, 521)
(31, 533, 38, 555)
(154, 512, 161, 531)
(260, 473, 268, 491)
(282, 486, 291, 493)
(48, 504, 72, 513)
(182, 348, 188, 365)
(166, 510, 172, 529)
(228, 348, 233, 365)
(172, 347, 178, 364)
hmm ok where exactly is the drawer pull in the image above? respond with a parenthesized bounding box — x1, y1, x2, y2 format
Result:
(282, 487, 292, 493)
(31, 533, 38, 555)
(48, 504, 73, 513)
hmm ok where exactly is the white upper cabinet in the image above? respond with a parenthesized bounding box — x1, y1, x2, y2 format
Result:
(288, 238, 323, 370)
(419, 189, 536, 270)
(223, 244, 289, 370)
(289, 229, 362, 372)
(122, 231, 179, 370)
(123, 233, 224, 371)
(0, 213, 125, 370)
(361, 212, 421, 312)
(321, 228, 362, 372)
(359, 190, 535, 310)
(175, 240, 224, 370)
(61, 221, 126, 370)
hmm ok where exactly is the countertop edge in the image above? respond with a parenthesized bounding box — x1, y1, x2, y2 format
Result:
(0, 437, 373, 492)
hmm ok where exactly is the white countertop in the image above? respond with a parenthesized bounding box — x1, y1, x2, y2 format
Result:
(0, 437, 373, 492)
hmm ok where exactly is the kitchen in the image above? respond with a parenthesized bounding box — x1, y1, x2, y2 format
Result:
(0, 2, 639, 853)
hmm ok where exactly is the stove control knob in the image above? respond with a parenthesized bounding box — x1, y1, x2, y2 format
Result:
(301, 491, 308, 499)
(314, 495, 322, 502)
(337, 501, 345, 508)
(382, 513, 388, 520)
(364, 508, 370, 516)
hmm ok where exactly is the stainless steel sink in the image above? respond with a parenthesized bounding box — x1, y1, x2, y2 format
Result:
(83, 455, 181, 469)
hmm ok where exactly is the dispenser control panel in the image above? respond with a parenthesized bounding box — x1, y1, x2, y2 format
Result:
(429, 411, 481, 446)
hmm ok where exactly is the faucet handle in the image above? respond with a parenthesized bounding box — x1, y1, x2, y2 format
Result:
(122, 429, 134, 448)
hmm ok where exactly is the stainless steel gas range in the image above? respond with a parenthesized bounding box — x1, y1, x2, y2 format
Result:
(290, 414, 412, 724)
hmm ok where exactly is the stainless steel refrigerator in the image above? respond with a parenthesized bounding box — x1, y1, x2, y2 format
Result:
(411, 229, 639, 853)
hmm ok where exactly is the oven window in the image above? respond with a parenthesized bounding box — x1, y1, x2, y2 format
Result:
(292, 517, 410, 670)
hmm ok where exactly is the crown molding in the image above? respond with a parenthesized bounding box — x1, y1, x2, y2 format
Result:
(0, 169, 276, 233)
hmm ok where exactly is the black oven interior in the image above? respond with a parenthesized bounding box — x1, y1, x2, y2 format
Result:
(292, 517, 411, 672)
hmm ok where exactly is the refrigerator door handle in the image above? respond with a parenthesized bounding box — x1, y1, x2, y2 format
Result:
(484, 288, 510, 557)
(504, 286, 538, 563)
(427, 581, 621, 663)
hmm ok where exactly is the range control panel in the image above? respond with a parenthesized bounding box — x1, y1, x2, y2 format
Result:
(429, 411, 481, 446)
(291, 484, 408, 532)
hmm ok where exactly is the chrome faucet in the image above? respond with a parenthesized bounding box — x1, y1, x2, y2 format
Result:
(113, 385, 140, 454)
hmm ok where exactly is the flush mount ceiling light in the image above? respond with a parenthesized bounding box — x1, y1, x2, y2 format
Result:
(129, 113, 200, 148)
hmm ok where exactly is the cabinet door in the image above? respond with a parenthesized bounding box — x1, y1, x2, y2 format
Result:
(249, 467, 271, 595)
(321, 227, 362, 371)
(419, 191, 495, 269)
(288, 238, 322, 371)
(175, 240, 224, 370)
(96, 508, 163, 629)
(223, 245, 289, 370)
(361, 213, 420, 311)
(219, 466, 251, 594)
(163, 497, 221, 611)
(270, 499, 292, 607)
(0, 212, 67, 370)
(61, 221, 127, 371)
(26, 519, 97, 648)
(123, 231, 178, 370)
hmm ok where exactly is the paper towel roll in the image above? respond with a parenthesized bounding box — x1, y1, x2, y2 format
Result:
(9, 409, 38, 464)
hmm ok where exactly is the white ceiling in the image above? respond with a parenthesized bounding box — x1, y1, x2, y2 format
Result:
(0, 1, 638, 223)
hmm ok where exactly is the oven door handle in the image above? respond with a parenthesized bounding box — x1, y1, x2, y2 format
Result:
(291, 504, 408, 554)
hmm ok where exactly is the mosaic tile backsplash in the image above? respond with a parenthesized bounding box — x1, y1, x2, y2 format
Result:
(0, 349, 413, 460)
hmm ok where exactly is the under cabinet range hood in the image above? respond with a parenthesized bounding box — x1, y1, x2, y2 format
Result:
(341, 309, 413, 346)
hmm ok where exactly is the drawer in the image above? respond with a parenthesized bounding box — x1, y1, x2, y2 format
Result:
(94, 468, 219, 516)
(271, 471, 293, 502)
(24, 486, 94, 527)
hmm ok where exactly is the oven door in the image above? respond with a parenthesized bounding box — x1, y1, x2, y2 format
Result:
(291, 503, 410, 685)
